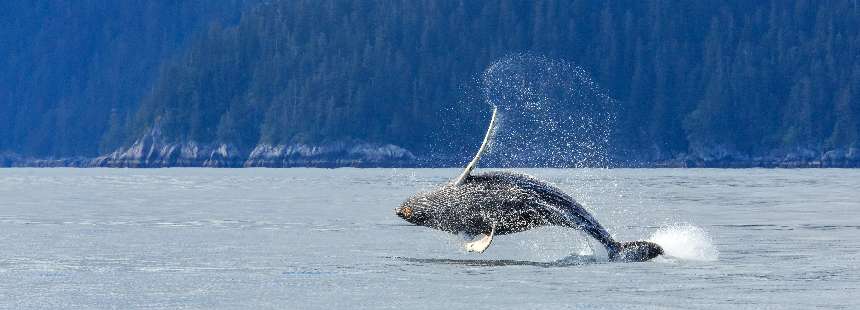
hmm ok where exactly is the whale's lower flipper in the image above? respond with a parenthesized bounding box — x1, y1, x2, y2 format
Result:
(465, 223, 496, 253)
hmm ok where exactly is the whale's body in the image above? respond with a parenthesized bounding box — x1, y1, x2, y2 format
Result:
(396, 106, 662, 262)
(403, 171, 614, 242)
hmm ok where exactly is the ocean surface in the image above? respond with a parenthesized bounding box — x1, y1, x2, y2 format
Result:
(0, 168, 857, 309)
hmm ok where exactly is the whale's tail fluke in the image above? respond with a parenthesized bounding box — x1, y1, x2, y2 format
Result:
(608, 241, 664, 262)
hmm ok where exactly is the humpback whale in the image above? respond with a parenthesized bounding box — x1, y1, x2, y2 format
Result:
(395, 106, 663, 262)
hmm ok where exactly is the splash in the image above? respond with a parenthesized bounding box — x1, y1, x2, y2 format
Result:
(648, 224, 719, 261)
(480, 54, 617, 168)
(435, 54, 617, 168)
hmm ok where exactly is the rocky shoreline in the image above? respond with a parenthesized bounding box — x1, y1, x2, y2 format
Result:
(638, 147, 860, 168)
(2, 151, 858, 168)
(87, 128, 418, 168)
(0, 128, 418, 168)
(2, 130, 858, 168)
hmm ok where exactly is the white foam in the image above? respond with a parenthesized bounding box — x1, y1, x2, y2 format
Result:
(648, 224, 719, 261)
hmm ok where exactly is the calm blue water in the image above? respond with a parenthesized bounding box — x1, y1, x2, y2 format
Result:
(0, 168, 858, 309)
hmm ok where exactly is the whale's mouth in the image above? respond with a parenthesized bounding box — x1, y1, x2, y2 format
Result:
(395, 206, 413, 219)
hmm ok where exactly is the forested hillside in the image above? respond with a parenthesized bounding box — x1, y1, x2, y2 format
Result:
(0, 0, 256, 157)
(2, 0, 859, 167)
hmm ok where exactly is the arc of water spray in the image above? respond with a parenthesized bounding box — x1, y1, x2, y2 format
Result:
(453, 105, 499, 186)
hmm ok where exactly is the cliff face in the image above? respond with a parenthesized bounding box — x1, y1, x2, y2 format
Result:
(87, 129, 417, 168)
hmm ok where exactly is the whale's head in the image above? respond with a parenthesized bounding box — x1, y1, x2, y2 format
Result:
(396, 184, 467, 229)
(395, 184, 485, 234)
(395, 193, 436, 227)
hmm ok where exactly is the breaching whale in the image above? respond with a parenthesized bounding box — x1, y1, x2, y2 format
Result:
(395, 106, 663, 262)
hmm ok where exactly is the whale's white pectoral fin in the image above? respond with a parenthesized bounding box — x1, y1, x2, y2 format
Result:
(464, 223, 496, 253)
(453, 106, 498, 186)
(464, 231, 493, 253)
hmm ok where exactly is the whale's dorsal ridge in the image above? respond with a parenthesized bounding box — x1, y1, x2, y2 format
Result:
(453, 106, 499, 186)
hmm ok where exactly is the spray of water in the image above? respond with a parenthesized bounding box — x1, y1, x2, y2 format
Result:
(479, 53, 617, 168)
(648, 224, 719, 261)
